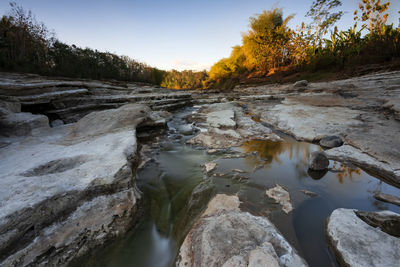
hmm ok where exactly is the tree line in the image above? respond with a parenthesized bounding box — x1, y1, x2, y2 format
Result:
(205, 0, 400, 89)
(0, 1, 399, 90)
(0, 2, 165, 84)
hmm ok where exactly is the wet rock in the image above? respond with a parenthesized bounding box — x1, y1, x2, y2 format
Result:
(232, 168, 246, 173)
(187, 102, 280, 149)
(325, 145, 400, 185)
(300, 190, 318, 197)
(307, 168, 328, 180)
(177, 124, 193, 135)
(374, 192, 400, 207)
(326, 208, 400, 267)
(50, 119, 64, 127)
(308, 151, 329, 171)
(293, 80, 308, 87)
(176, 194, 307, 267)
(319, 135, 343, 148)
(266, 184, 293, 214)
(205, 162, 217, 173)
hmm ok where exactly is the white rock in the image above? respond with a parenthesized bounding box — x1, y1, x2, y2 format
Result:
(326, 208, 400, 267)
(205, 162, 217, 173)
(266, 185, 293, 214)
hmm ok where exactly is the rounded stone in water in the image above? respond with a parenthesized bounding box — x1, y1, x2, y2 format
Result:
(308, 151, 329, 171)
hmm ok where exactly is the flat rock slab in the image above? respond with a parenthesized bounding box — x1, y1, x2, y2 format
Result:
(326, 208, 400, 267)
(0, 104, 154, 265)
(176, 194, 307, 267)
(206, 109, 236, 128)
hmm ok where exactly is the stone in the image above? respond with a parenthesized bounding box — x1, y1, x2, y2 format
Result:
(326, 208, 400, 267)
(50, 119, 64, 127)
(176, 194, 307, 267)
(293, 80, 308, 87)
(374, 192, 400, 207)
(319, 135, 343, 148)
(266, 185, 293, 214)
(307, 168, 328, 180)
(300, 190, 318, 197)
(206, 109, 236, 128)
(177, 124, 193, 135)
(308, 151, 329, 171)
(0, 110, 49, 136)
(0, 104, 158, 266)
(205, 162, 217, 173)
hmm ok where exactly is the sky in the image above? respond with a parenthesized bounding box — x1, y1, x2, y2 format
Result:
(0, 0, 399, 71)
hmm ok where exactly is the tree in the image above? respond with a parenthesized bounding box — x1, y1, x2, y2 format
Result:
(306, 0, 343, 47)
(354, 0, 390, 35)
(242, 8, 293, 71)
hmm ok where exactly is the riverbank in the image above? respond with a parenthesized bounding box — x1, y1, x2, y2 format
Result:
(1, 71, 399, 266)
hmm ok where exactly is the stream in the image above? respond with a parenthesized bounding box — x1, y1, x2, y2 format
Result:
(85, 106, 400, 267)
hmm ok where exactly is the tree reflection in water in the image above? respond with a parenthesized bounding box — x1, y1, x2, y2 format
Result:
(240, 139, 314, 168)
(331, 161, 361, 183)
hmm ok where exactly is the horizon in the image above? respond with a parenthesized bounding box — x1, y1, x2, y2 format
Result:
(1, 0, 399, 71)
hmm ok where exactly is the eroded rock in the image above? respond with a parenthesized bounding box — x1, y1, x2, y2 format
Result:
(326, 208, 400, 267)
(0, 103, 162, 266)
(176, 194, 307, 267)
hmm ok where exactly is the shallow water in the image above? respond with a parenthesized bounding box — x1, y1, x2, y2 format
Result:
(86, 107, 400, 267)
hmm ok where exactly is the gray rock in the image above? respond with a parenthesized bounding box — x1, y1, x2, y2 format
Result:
(308, 151, 329, 171)
(0, 104, 156, 266)
(319, 135, 343, 148)
(374, 192, 400, 207)
(326, 208, 400, 267)
(176, 194, 307, 267)
(293, 80, 308, 87)
(266, 184, 293, 214)
(50, 119, 64, 127)
(177, 124, 193, 135)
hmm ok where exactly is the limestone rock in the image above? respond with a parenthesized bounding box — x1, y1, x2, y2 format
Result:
(205, 162, 217, 173)
(374, 192, 400, 207)
(50, 119, 64, 127)
(176, 194, 307, 267)
(0, 104, 156, 266)
(308, 151, 329, 171)
(266, 185, 293, 214)
(319, 135, 343, 148)
(293, 80, 308, 87)
(326, 208, 400, 267)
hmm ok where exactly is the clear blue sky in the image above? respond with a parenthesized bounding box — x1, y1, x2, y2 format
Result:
(1, 0, 399, 71)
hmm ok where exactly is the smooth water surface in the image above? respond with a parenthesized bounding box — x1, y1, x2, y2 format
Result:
(86, 107, 400, 267)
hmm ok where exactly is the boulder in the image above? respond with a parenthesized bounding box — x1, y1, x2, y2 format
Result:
(293, 80, 308, 87)
(0, 104, 157, 266)
(50, 119, 64, 127)
(326, 208, 400, 267)
(319, 135, 343, 148)
(176, 194, 307, 267)
(308, 151, 329, 171)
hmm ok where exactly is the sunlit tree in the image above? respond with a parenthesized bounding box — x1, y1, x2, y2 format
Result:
(306, 0, 343, 47)
(354, 0, 390, 35)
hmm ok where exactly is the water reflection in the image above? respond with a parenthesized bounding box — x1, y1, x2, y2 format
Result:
(331, 161, 361, 183)
(240, 139, 314, 168)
